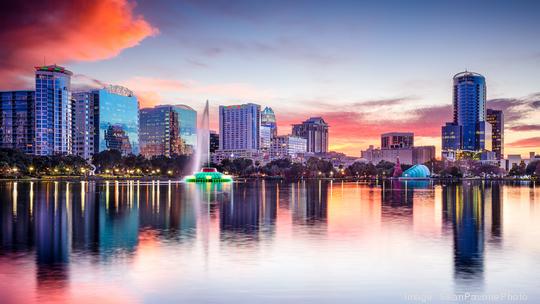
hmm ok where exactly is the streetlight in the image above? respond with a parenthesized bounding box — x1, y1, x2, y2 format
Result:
(167, 170, 173, 175)
(29, 166, 35, 172)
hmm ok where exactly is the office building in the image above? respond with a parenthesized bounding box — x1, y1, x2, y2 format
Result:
(261, 107, 277, 138)
(381, 132, 414, 149)
(260, 125, 272, 152)
(486, 109, 504, 159)
(361, 132, 435, 165)
(140, 105, 181, 158)
(210, 131, 219, 153)
(72, 85, 139, 158)
(34, 65, 73, 155)
(0, 91, 35, 153)
(270, 135, 307, 160)
(292, 117, 329, 153)
(441, 71, 492, 159)
(171, 105, 197, 151)
(219, 103, 260, 152)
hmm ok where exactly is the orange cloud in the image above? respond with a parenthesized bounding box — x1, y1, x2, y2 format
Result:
(508, 137, 540, 148)
(0, 0, 157, 89)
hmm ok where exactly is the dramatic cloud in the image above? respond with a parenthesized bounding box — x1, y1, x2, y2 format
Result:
(509, 125, 540, 132)
(508, 137, 540, 148)
(0, 0, 157, 89)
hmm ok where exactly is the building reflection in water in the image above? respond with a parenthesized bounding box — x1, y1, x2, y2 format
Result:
(0, 179, 512, 298)
(35, 182, 71, 289)
(291, 180, 328, 227)
(381, 180, 430, 225)
(442, 182, 502, 289)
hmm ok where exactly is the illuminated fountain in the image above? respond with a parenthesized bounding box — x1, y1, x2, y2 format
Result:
(184, 100, 232, 183)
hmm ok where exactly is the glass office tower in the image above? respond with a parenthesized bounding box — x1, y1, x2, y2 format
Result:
(452, 71, 487, 151)
(140, 105, 181, 158)
(72, 86, 139, 158)
(0, 91, 35, 153)
(171, 105, 197, 152)
(35, 65, 73, 155)
(261, 107, 277, 138)
(486, 109, 504, 159)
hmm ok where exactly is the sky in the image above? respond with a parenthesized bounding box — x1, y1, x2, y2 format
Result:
(1, 0, 539, 157)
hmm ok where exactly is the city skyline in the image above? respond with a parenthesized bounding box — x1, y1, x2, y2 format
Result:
(1, 0, 540, 157)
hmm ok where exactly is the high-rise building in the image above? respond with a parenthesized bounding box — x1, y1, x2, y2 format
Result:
(72, 85, 139, 159)
(441, 122, 462, 154)
(171, 105, 197, 151)
(260, 125, 272, 152)
(219, 103, 260, 152)
(140, 105, 181, 158)
(261, 107, 277, 138)
(441, 71, 493, 159)
(209, 131, 219, 153)
(453, 71, 488, 151)
(271, 135, 307, 160)
(34, 65, 73, 155)
(0, 91, 35, 153)
(292, 117, 329, 153)
(486, 109, 504, 159)
(381, 132, 414, 149)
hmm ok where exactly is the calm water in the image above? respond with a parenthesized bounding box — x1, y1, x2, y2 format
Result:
(0, 180, 539, 303)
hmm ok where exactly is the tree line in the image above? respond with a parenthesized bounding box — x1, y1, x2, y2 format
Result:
(1, 147, 539, 179)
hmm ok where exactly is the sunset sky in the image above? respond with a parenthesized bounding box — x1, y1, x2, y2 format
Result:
(1, 0, 539, 157)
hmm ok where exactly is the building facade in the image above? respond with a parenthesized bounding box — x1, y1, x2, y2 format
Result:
(292, 117, 329, 154)
(441, 71, 492, 159)
(72, 85, 139, 159)
(0, 91, 35, 154)
(381, 132, 414, 149)
(361, 132, 435, 165)
(219, 103, 260, 152)
(34, 65, 73, 155)
(140, 105, 181, 158)
(209, 131, 219, 153)
(486, 109, 504, 159)
(260, 125, 272, 152)
(270, 135, 307, 160)
(261, 107, 277, 138)
(172, 105, 197, 152)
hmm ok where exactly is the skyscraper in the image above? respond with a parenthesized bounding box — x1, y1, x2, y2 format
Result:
(139, 105, 181, 158)
(72, 85, 139, 159)
(34, 65, 73, 155)
(219, 103, 260, 152)
(261, 107, 277, 138)
(453, 71, 490, 151)
(441, 71, 493, 159)
(0, 91, 35, 154)
(292, 117, 329, 153)
(486, 109, 504, 159)
(171, 105, 197, 151)
(209, 131, 219, 153)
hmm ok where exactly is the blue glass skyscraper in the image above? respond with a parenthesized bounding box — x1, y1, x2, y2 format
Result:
(442, 71, 492, 159)
(73, 85, 139, 158)
(171, 105, 197, 150)
(452, 71, 488, 151)
(34, 65, 73, 155)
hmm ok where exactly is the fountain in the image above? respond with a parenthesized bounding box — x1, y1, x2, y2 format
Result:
(184, 100, 232, 183)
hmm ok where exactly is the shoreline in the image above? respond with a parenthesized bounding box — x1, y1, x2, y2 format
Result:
(0, 176, 537, 183)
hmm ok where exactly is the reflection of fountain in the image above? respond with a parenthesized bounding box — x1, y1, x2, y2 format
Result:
(185, 100, 232, 182)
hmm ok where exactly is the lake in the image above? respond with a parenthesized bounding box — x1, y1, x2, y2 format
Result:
(0, 180, 538, 303)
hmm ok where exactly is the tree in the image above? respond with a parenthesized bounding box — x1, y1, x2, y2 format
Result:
(92, 150, 122, 172)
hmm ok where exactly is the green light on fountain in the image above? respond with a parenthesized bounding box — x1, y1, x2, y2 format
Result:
(184, 167, 233, 183)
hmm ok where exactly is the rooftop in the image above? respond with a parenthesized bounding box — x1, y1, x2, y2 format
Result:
(34, 64, 73, 76)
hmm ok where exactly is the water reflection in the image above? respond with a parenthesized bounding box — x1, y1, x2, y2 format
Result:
(0, 180, 539, 302)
